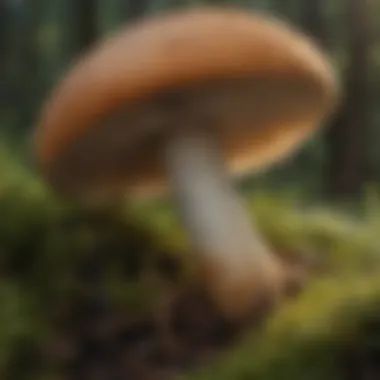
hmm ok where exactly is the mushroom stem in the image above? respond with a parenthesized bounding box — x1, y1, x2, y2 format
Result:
(165, 128, 282, 318)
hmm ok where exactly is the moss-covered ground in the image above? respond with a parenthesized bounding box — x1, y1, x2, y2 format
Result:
(1, 148, 380, 379)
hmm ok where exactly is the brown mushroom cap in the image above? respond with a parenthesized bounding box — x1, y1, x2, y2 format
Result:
(35, 7, 338, 201)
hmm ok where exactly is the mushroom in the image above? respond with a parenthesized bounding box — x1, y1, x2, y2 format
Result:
(34, 7, 339, 319)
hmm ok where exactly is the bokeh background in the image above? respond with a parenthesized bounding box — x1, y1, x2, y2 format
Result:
(2, 0, 380, 199)
(2, 1, 380, 380)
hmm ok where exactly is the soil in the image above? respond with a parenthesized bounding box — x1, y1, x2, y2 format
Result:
(45, 253, 310, 380)
(58, 289, 260, 380)
(13, 249, 380, 380)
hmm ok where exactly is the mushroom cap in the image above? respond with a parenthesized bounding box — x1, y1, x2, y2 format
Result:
(35, 6, 339, 202)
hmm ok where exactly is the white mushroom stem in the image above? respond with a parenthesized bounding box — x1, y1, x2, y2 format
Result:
(165, 128, 282, 318)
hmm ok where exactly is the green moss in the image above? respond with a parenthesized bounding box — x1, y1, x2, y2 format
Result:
(185, 276, 380, 380)
(2, 149, 380, 379)
(0, 151, 187, 377)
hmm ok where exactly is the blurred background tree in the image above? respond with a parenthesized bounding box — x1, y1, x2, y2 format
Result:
(1, 0, 378, 200)
(1, 1, 380, 380)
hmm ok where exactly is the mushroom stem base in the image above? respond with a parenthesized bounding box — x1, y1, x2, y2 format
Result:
(164, 128, 283, 319)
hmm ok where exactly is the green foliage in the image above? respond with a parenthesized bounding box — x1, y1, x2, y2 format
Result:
(247, 191, 380, 273)
(0, 149, 185, 378)
(185, 276, 380, 380)
(1, 149, 380, 379)
(181, 192, 380, 380)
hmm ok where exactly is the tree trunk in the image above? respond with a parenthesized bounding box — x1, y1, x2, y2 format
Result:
(0, 0, 9, 64)
(167, 0, 190, 10)
(326, 0, 371, 198)
(299, 0, 371, 199)
(273, 0, 293, 17)
(0, 0, 10, 114)
(299, 0, 328, 46)
(290, 0, 328, 179)
(70, 0, 98, 56)
(122, 0, 150, 22)
(7, 0, 45, 131)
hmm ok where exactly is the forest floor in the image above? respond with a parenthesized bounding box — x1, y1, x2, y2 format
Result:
(2, 152, 380, 380)
(57, 248, 380, 380)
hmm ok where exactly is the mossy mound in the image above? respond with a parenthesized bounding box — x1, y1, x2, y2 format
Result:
(185, 275, 380, 380)
(181, 193, 380, 380)
(2, 149, 380, 379)
(0, 151, 188, 379)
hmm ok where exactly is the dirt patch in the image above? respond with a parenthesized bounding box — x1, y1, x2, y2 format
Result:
(39, 252, 310, 380)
